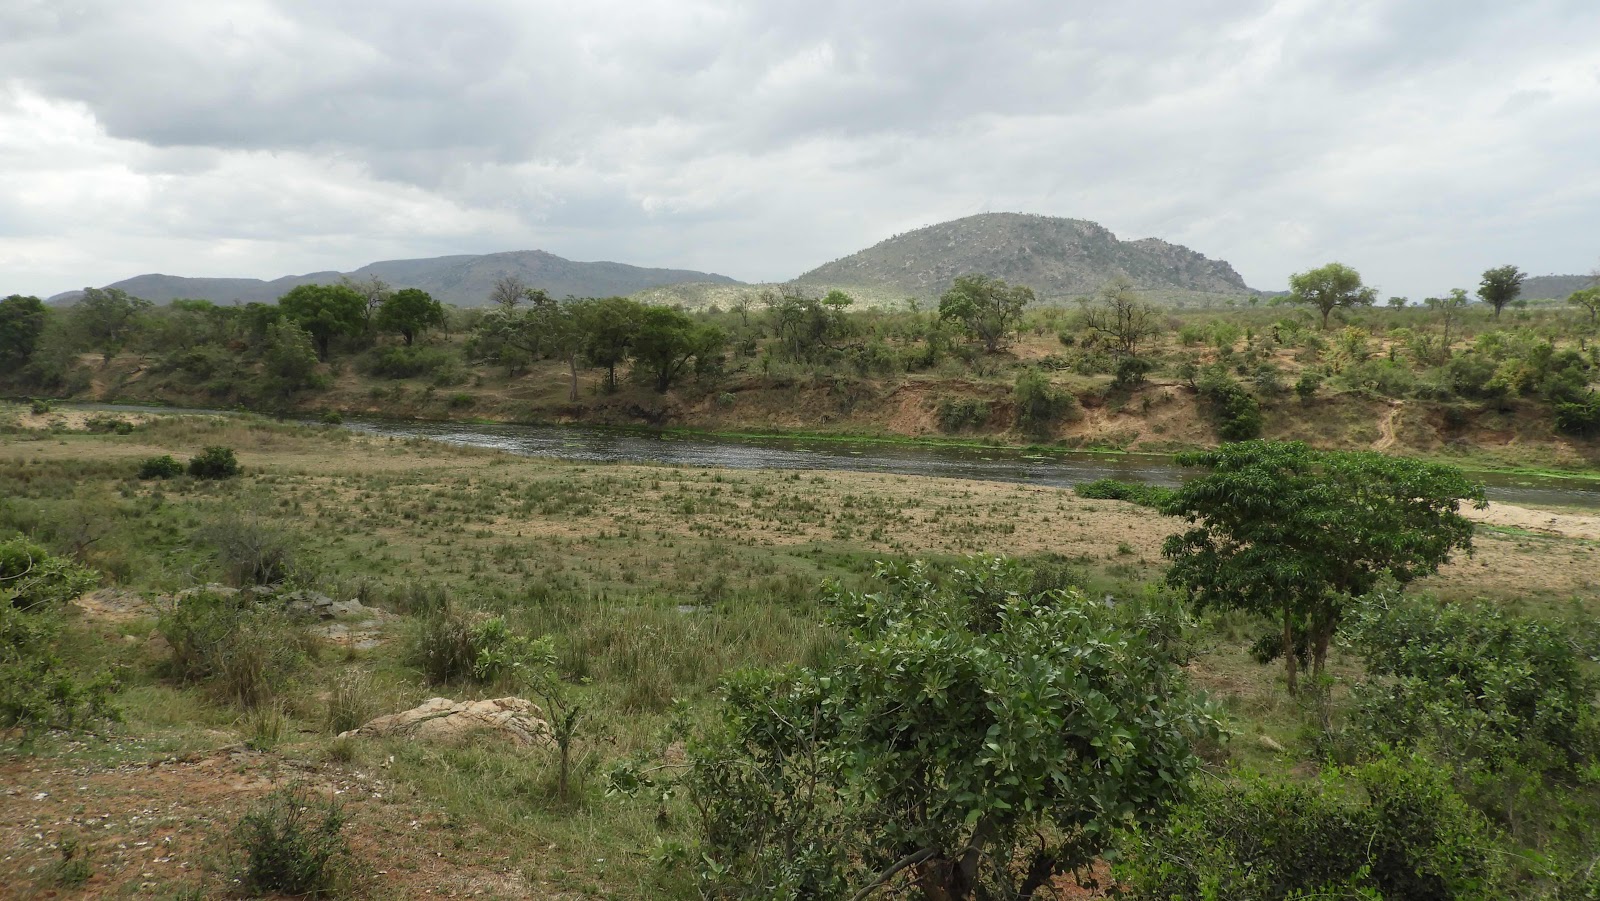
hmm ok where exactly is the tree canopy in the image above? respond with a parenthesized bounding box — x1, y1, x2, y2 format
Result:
(1477, 265, 1526, 320)
(0, 295, 48, 370)
(376, 288, 446, 346)
(938, 274, 1033, 353)
(277, 283, 366, 359)
(1285, 262, 1376, 330)
(71, 287, 153, 364)
(1568, 286, 1600, 324)
(1161, 440, 1485, 694)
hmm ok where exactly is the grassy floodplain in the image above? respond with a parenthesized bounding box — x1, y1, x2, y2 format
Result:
(2, 405, 1600, 897)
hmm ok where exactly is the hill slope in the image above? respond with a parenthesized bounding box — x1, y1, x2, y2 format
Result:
(1520, 274, 1596, 300)
(794, 213, 1253, 300)
(50, 250, 742, 307)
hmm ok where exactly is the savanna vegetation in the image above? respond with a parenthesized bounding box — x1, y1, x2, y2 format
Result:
(1, 404, 1598, 898)
(4, 260, 1599, 473)
(1, 259, 1598, 898)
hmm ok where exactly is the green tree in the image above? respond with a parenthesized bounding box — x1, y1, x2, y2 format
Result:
(0, 295, 48, 370)
(260, 320, 323, 403)
(630, 305, 724, 393)
(1568, 286, 1600, 324)
(764, 288, 854, 362)
(681, 558, 1218, 900)
(1477, 264, 1526, 320)
(1285, 262, 1377, 330)
(1161, 441, 1484, 694)
(71, 287, 153, 365)
(375, 288, 445, 346)
(938, 274, 1034, 353)
(277, 284, 366, 359)
(579, 297, 642, 392)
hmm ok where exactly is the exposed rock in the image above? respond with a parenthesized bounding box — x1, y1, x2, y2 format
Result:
(73, 588, 153, 622)
(1259, 734, 1287, 753)
(340, 698, 552, 747)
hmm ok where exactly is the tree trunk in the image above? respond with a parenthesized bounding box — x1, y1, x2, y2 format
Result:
(1283, 606, 1298, 696)
(567, 355, 579, 402)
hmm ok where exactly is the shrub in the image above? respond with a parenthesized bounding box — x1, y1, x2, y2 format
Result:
(1, 602, 120, 739)
(1073, 477, 1173, 508)
(1197, 369, 1263, 441)
(187, 445, 239, 479)
(158, 589, 309, 707)
(446, 392, 474, 410)
(678, 559, 1219, 899)
(1112, 354, 1154, 389)
(935, 397, 990, 432)
(361, 345, 455, 380)
(406, 604, 529, 686)
(232, 785, 352, 897)
(1116, 754, 1505, 901)
(29, 398, 53, 414)
(0, 535, 98, 611)
(200, 515, 299, 587)
(1013, 370, 1079, 437)
(1294, 369, 1323, 402)
(1344, 594, 1600, 774)
(319, 411, 344, 425)
(137, 455, 185, 480)
(1554, 392, 1600, 439)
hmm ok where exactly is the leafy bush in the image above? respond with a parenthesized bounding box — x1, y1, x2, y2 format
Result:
(935, 397, 990, 432)
(29, 398, 53, 414)
(0, 535, 98, 611)
(679, 558, 1219, 900)
(1196, 369, 1263, 441)
(1073, 477, 1173, 508)
(200, 515, 299, 587)
(1293, 369, 1323, 402)
(361, 345, 455, 380)
(1116, 754, 1505, 901)
(1013, 370, 1080, 436)
(1, 601, 120, 740)
(187, 445, 239, 479)
(406, 603, 529, 686)
(158, 589, 309, 707)
(232, 785, 352, 897)
(1112, 354, 1154, 389)
(1344, 595, 1600, 774)
(1554, 392, 1600, 439)
(137, 455, 185, 480)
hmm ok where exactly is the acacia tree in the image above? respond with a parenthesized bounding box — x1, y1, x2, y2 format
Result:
(376, 288, 446, 346)
(1286, 262, 1376, 330)
(938, 274, 1034, 353)
(1080, 278, 1160, 356)
(277, 283, 366, 359)
(1424, 288, 1471, 355)
(580, 297, 642, 392)
(1161, 441, 1485, 695)
(1477, 264, 1526, 320)
(341, 274, 393, 330)
(1568, 287, 1600, 324)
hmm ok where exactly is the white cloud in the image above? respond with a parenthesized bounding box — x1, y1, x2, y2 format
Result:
(0, 0, 1597, 297)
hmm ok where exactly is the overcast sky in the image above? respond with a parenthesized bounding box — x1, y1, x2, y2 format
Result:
(2, 0, 1597, 299)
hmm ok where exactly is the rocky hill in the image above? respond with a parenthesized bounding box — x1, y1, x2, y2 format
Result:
(49, 250, 741, 307)
(793, 213, 1254, 300)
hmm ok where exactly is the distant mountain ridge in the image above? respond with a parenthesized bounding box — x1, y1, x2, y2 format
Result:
(48, 250, 741, 307)
(1519, 274, 1597, 300)
(794, 213, 1254, 299)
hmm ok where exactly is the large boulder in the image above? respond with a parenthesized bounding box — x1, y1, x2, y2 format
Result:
(340, 697, 552, 747)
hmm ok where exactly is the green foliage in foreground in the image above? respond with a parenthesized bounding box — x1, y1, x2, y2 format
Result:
(681, 557, 1220, 901)
(0, 534, 99, 611)
(1, 600, 120, 740)
(158, 589, 311, 707)
(1117, 753, 1506, 901)
(1345, 594, 1600, 775)
(137, 454, 185, 480)
(1073, 477, 1173, 508)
